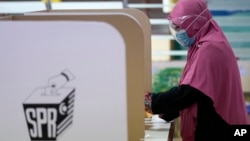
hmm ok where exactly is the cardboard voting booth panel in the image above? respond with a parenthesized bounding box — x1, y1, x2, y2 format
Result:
(25, 8, 152, 93)
(0, 11, 147, 141)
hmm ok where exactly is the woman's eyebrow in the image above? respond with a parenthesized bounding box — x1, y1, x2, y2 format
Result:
(173, 24, 180, 30)
(171, 22, 179, 28)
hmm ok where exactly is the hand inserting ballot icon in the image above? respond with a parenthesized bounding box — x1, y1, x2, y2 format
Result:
(45, 69, 75, 95)
(23, 69, 76, 141)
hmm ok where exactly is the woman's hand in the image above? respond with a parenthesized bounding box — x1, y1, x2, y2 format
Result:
(144, 92, 153, 114)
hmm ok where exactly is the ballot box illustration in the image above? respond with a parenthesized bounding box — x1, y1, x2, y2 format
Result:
(23, 87, 75, 141)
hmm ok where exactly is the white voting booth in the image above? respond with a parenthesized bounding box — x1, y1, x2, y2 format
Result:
(24, 9, 153, 93)
(0, 10, 150, 141)
(0, 9, 175, 141)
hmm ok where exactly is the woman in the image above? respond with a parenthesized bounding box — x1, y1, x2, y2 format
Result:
(145, 0, 250, 141)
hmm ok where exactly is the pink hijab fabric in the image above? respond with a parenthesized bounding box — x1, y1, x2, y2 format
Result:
(168, 0, 250, 141)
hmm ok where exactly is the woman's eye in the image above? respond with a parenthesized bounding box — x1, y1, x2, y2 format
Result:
(169, 21, 181, 31)
(174, 26, 181, 31)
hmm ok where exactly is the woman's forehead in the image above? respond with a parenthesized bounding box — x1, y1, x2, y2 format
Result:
(169, 15, 197, 28)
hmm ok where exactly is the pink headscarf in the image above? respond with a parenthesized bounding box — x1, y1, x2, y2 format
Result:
(168, 0, 250, 141)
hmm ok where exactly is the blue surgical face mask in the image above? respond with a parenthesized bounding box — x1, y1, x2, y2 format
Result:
(169, 25, 195, 47)
(175, 29, 195, 47)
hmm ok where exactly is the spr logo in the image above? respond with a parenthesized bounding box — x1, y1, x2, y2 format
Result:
(23, 69, 75, 141)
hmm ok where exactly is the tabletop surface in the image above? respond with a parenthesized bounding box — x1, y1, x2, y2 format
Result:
(143, 115, 171, 141)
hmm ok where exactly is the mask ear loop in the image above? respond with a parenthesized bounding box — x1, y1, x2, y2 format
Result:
(193, 18, 213, 38)
(185, 8, 209, 31)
